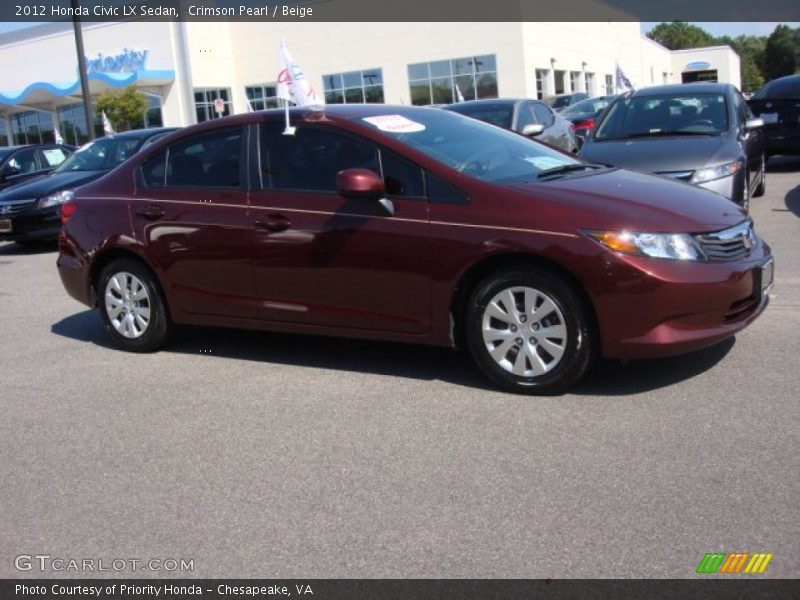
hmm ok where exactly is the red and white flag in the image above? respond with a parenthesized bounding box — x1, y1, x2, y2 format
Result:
(276, 41, 323, 109)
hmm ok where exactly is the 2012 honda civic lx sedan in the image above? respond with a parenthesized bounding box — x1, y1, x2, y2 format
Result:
(57, 105, 773, 394)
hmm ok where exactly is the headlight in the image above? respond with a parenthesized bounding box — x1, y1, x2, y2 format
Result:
(36, 190, 74, 210)
(586, 230, 704, 261)
(691, 161, 740, 184)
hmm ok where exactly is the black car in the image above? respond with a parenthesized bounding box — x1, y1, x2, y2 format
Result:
(579, 83, 766, 210)
(0, 144, 75, 191)
(0, 128, 177, 244)
(544, 93, 589, 112)
(748, 74, 800, 157)
(443, 99, 578, 153)
(560, 95, 618, 142)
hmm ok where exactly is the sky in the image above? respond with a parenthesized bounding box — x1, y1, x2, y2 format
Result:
(0, 21, 798, 36)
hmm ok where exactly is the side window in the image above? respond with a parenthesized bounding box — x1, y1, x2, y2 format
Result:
(261, 125, 378, 192)
(426, 172, 469, 205)
(532, 102, 554, 126)
(142, 150, 167, 187)
(734, 93, 752, 124)
(8, 148, 38, 174)
(379, 149, 424, 197)
(166, 128, 242, 187)
(516, 104, 537, 130)
(40, 148, 68, 167)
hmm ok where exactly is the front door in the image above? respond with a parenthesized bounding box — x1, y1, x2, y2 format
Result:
(249, 123, 432, 334)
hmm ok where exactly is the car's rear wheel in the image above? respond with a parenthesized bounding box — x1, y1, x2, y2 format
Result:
(97, 258, 171, 352)
(753, 154, 766, 197)
(465, 268, 595, 394)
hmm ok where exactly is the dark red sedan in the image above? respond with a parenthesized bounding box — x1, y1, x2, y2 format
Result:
(57, 105, 773, 394)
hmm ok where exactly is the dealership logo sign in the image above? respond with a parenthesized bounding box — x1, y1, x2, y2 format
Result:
(85, 48, 148, 73)
(686, 60, 712, 70)
(696, 552, 773, 574)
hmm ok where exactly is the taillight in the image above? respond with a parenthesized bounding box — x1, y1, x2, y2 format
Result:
(61, 201, 77, 226)
(573, 119, 596, 131)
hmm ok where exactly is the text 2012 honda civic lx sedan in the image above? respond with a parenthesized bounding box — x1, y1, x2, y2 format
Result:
(57, 105, 773, 394)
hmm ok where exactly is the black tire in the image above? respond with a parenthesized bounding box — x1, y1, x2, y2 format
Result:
(465, 267, 595, 395)
(753, 155, 766, 197)
(97, 258, 171, 352)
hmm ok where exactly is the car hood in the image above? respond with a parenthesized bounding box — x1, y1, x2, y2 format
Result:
(503, 168, 745, 233)
(0, 170, 106, 202)
(579, 134, 731, 174)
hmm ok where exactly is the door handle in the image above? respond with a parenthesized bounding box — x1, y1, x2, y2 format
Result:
(254, 213, 291, 232)
(135, 204, 165, 220)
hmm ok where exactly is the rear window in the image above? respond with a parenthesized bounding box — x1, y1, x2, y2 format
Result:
(444, 104, 513, 129)
(753, 77, 800, 100)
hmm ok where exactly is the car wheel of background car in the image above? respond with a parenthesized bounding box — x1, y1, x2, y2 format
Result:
(465, 267, 595, 394)
(98, 258, 171, 352)
(753, 155, 766, 198)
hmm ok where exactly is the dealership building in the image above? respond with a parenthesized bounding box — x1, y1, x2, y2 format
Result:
(0, 19, 741, 146)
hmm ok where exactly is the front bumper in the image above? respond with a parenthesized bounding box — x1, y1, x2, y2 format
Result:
(0, 206, 61, 241)
(589, 240, 772, 359)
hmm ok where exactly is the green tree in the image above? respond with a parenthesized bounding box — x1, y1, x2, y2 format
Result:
(94, 86, 148, 132)
(647, 21, 715, 50)
(764, 24, 797, 80)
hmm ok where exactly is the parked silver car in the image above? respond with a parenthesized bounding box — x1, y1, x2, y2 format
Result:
(443, 98, 579, 153)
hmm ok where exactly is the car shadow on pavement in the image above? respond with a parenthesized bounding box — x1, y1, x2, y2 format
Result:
(0, 241, 57, 255)
(785, 185, 800, 218)
(52, 309, 736, 397)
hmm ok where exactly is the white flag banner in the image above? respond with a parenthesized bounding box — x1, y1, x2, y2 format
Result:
(615, 61, 634, 93)
(455, 82, 466, 103)
(53, 125, 64, 145)
(276, 41, 324, 109)
(101, 111, 115, 136)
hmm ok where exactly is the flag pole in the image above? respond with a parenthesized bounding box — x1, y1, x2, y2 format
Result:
(283, 101, 295, 136)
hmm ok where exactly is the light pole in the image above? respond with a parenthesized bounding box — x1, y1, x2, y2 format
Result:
(71, 0, 94, 141)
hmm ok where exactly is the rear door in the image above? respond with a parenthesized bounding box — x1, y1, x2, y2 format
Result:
(248, 122, 432, 334)
(133, 126, 255, 317)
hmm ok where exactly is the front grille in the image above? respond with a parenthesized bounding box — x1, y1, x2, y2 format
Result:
(695, 220, 756, 261)
(0, 199, 36, 215)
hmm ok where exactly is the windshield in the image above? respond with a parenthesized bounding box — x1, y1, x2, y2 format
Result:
(562, 96, 615, 116)
(55, 136, 145, 172)
(358, 110, 579, 184)
(444, 103, 513, 129)
(594, 92, 729, 140)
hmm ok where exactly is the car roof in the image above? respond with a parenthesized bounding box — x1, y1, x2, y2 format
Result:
(631, 83, 734, 97)
(100, 127, 179, 140)
(444, 99, 521, 108)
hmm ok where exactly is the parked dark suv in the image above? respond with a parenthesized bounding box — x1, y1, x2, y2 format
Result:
(748, 74, 800, 157)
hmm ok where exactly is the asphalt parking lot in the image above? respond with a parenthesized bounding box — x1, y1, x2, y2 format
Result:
(1, 159, 798, 579)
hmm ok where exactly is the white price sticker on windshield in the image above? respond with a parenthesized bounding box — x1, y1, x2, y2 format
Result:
(363, 115, 426, 133)
(524, 156, 570, 170)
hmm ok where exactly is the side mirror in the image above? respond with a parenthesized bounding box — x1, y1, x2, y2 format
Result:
(336, 168, 393, 215)
(521, 123, 545, 137)
(745, 118, 764, 131)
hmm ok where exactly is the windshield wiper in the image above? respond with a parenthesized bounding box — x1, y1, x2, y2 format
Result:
(537, 163, 607, 179)
(621, 130, 717, 139)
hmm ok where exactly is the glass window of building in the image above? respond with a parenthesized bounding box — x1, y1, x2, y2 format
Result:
(605, 74, 614, 95)
(585, 72, 595, 95)
(10, 110, 55, 145)
(246, 83, 281, 110)
(554, 70, 566, 95)
(0, 119, 8, 146)
(57, 103, 92, 145)
(570, 71, 582, 93)
(194, 87, 232, 122)
(535, 69, 549, 100)
(322, 69, 384, 105)
(408, 55, 498, 106)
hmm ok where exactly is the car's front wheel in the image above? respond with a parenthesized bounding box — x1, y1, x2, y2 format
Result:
(465, 268, 595, 394)
(97, 258, 171, 352)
